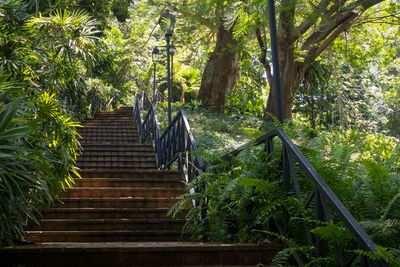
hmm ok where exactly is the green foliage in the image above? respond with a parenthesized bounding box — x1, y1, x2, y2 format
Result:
(170, 145, 287, 243)
(0, 1, 104, 244)
(0, 78, 80, 244)
(166, 106, 400, 264)
(225, 56, 267, 118)
(156, 102, 263, 158)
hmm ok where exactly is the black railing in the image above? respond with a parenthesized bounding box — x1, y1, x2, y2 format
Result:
(220, 128, 388, 267)
(133, 92, 387, 266)
(133, 93, 204, 183)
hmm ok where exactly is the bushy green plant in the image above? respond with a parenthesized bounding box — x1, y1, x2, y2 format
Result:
(169, 145, 288, 243)
(0, 78, 80, 244)
(306, 129, 400, 248)
(169, 120, 400, 264)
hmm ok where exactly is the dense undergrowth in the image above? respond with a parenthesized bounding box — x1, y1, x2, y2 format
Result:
(158, 102, 400, 265)
(0, 2, 129, 245)
(156, 101, 263, 158)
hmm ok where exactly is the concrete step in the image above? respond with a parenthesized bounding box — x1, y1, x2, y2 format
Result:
(78, 134, 139, 140)
(79, 126, 137, 130)
(77, 156, 156, 163)
(79, 151, 155, 157)
(72, 178, 184, 188)
(79, 144, 153, 152)
(83, 122, 135, 126)
(25, 230, 184, 242)
(78, 169, 182, 179)
(55, 197, 182, 208)
(29, 218, 186, 231)
(1, 242, 278, 267)
(62, 187, 185, 198)
(77, 162, 157, 169)
(78, 127, 137, 132)
(79, 141, 140, 146)
(43, 208, 185, 219)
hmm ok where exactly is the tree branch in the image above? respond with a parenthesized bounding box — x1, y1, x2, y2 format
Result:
(300, 9, 359, 54)
(255, 27, 272, 87)
(279, 0, 296, 43)
(290, 0, 332, 43)
(303, 12, 358, 70)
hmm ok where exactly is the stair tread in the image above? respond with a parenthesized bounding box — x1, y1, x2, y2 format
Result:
(38, 218, 185, 223)
(66, 187, 184, 189)
(79, 169, 181, 174)
(26, 230, 181, 234)
(2, 242, 277, 251)
(59, 197, 182, 200)
(47, 207, 175, 211)
(73, 178, 181, 182)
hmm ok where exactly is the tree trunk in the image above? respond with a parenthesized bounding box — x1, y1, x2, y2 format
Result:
(197, 23, 240, 113)
(265, 37, 303, 121)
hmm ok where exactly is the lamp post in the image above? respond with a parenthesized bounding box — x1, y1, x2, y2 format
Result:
(152, 47, 160, 104)
(159, 9, 176, 125)
(267, 0, 283, 123)
(170, 45, 176, 91)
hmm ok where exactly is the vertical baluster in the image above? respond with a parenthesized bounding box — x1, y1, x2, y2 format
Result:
(167, 129, 171, 169)
(187, 138, 192, 182)
(173, 123, 177, 156)
(265, 137, 274, 155)
(281, 145, 291, 194)
(315, 189, 328, 258)
(286, 150, 314, 249)
(177, 117, 183, 171)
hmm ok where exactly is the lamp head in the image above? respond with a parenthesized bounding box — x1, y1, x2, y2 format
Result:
(152, 47, 160, 61)
(159, 9, 176, 37)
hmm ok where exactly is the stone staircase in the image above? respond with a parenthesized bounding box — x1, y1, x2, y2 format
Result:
(1, 107, 277, 266)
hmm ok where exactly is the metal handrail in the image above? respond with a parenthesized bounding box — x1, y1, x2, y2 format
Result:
(219, 128, 388, 266)
(133, 93, 204, 183)
(133, 92, 387, 266)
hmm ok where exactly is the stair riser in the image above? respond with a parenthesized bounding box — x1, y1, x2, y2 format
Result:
(80, 136, 139, 141)
(76, 164, 158, 170)
(77, 161, 156, 165)
(80, 149, 154, 155)
(79, 141, 140, 146)
(29, 222, 185, 231)
(78, 129, 137, 133)
(77, 157, 155, 163)
(77, 164, 157, 169)
(25, 233, 183, 243)
(79, 138, 139, 143)
(79, 128, 137, 132)
(83, 123, 135, 127)
(77, 171, 181, 179)
(43, 211, 183, 219)
(80, 145, 153, 151)
(73, 180, 183, 188)
(79, 152, 155, 158)
(91, 116, 132, 119)
(1, 246, 277, 267)
(63, 189, 184, 198)
(55, 199, 181, 208)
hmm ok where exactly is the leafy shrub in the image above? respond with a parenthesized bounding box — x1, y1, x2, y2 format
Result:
(0, 79, 80, 244)
(169, 121, 400, 264)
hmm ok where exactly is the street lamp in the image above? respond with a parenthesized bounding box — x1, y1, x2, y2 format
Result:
(159, 9, 176, 125)
(170, 45, 176, 91)
(267, 0, 283, 123)
(152, 47, 160, 104)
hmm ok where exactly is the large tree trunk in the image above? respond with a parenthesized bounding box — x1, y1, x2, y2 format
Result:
(197, 23, 240, 113)
(261, 0, 382, 121)
(265, 39, 303, 121)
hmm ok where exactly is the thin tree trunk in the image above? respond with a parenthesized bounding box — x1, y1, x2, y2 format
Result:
(197, 22, 240, 113)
